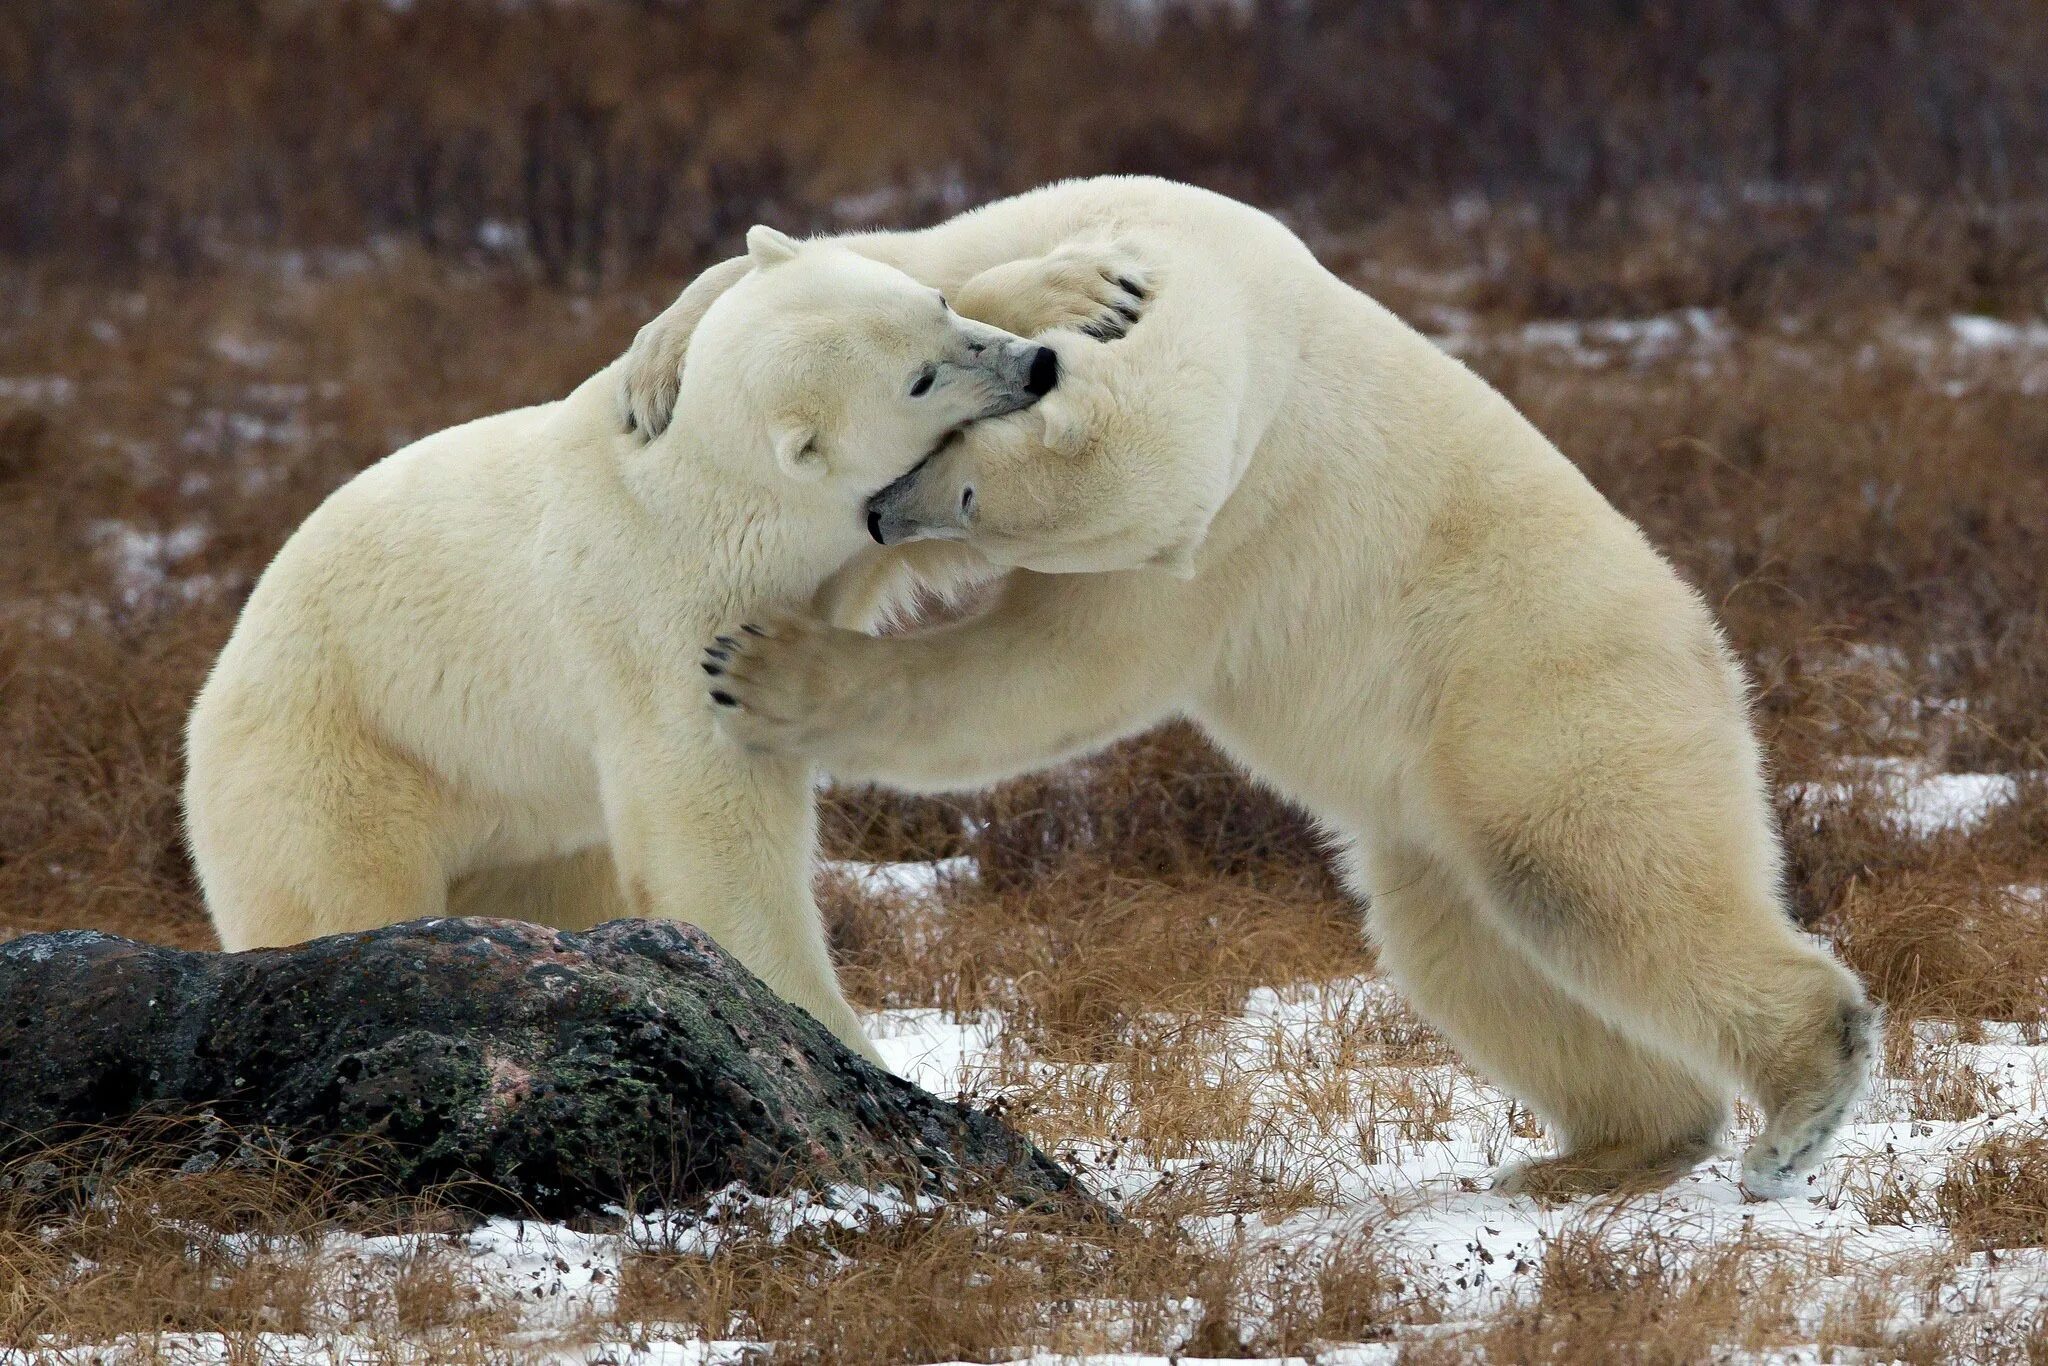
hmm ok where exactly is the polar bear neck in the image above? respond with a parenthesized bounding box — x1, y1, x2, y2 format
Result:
(613, 432, 866, 610)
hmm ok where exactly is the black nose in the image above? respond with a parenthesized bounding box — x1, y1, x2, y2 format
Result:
(866, 506, 887, 545)
(1026, 345, 1059, 396)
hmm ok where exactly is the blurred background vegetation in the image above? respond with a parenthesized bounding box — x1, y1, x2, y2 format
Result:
(5, 0, 2045, 301)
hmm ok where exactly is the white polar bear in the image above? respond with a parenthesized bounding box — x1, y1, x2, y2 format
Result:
(182, 224, 1139, 1065)
(619, 176, 1879, 1198)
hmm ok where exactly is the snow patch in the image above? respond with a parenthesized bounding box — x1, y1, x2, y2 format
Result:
(1950, 315, 2048, 351)
(1429, 308, 1729, 370)
(0, 374, 76, 405)
(88, 520, 227, 609)
(1789, 757, 2025, 835)
(823, 856, 975, 900)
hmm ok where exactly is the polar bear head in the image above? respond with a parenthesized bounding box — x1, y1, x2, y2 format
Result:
(675, 228, 1059, 528)
(858, 329, 1232, 580)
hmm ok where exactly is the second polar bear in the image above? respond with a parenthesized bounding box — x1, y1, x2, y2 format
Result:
(620, 176, 1878, 1197)
(183, 225, 1140, 1063)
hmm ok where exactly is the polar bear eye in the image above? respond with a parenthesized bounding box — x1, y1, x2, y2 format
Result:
(909, 368, 937, 398)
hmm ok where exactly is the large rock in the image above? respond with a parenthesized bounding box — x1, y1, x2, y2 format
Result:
(0, 918, 1087, 1220)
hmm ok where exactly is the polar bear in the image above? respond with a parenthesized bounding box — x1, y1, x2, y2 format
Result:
(183, 225, 1138, 1065)
(618, 176, 1878, 1197)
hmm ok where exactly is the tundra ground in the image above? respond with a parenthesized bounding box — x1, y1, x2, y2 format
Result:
(2, 195, 2046, 1361)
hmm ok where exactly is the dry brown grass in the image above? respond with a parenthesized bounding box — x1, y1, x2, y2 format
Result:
(4, 242, 2047, 1352)
(1423, 1223, 1805, 1365)
(3, 4, 2048, 1355)
(0, 1124, 487, 1353)
(1409, 1218, 2048, 1366)
(1937, 1133, 2048, 1252)
(616, 1203, 1446, 1363)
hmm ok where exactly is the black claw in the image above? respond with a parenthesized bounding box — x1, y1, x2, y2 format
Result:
(702, 662, 723, 676)
(742, 623, 766, 637)
(705, 648, 728, 662)
(1081, 321, 1121, 342)
(715, 635, 738, 649)
(1117, 276, 1147, 299)
(710, 690, 737, 707)
(1114, 303, 1140, 324)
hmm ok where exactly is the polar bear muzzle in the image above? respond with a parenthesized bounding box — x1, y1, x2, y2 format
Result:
(866, 450, 967, 546)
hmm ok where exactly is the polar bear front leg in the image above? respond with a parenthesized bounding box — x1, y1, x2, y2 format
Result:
(599, 743, 885, 1066)
(701, 572, 1194, 793)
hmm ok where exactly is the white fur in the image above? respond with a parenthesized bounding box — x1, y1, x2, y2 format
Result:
(184, 234, 1113, 1066)
(623, 176, 1880, 1197)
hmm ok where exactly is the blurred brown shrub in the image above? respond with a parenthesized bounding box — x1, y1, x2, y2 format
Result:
(5, 0, 2046, 302)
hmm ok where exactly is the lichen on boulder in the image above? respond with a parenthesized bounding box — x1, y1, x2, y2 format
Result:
(0, 918, 1088, 1220)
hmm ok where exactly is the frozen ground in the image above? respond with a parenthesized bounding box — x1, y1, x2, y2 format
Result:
(46, 978, 2048, 1364)
(41, 760, 2048, 1363)
(1790, 757, 2029, 836)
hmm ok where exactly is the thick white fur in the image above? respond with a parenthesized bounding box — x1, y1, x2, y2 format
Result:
(622, 176, 1879, 1198)
(183, 233, 1128, 1066)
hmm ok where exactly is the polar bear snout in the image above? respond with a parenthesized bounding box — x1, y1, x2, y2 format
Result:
(963, 336, 1059, 419)
(865, 451, 973, 546)
(1025, 345, 1059, 396)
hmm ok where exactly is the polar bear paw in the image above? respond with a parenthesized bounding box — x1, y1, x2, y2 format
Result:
(952, 239, 1153, 342)
(617, 326, 685, 443)
(701, 614, 881, 758)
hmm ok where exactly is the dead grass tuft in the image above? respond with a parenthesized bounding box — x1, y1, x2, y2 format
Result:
(1830, 878, 2048, 1026)
(1937, 1133, 2048, 1252)
(0, 1122, 472, 1350)
(617, 1202, 1208, 1362)
(1414, 1221, 1804, 1364)
(618, 1206, 1440, 1363)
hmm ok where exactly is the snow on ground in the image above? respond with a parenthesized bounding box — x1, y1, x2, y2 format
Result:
(1881, 316, 2048, 394)
(44, 1333, 752, 1364)
(1790, 756, 2027, 835)
(1423, 306, 1731, 371)
(39, 990, 2048, 1363)
(1411, 307, 2048, 395)
(1949, 315, 2048, 352)
(87, 519, 223, 609)
(824, 855, 976, 902)
(36, 843, 2048, 1361)
(0, 373, 77, 404)
(856, 986, 2048, 1365)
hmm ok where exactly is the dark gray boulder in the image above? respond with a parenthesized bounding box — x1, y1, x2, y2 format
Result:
(0, 917, 1088, 1220)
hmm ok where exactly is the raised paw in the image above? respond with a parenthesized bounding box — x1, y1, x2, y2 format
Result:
(954, 239, 1154, 342)
(616, 255, 756, 443)
(700, 614, 875, 757)
(616, 312, 688, 443)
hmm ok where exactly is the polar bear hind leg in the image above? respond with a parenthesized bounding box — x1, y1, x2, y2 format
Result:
(446, 845, 633, 930)
(1355, 842, 1731, 1197)
(190, 714, 454, 951)
(1452, 808, 1877, 1199)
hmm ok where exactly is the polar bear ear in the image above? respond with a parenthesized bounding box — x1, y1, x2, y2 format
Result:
(746, 225, 802, 268)
(772, 420, 826, 482)
(1036, 392, 1090, 458)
